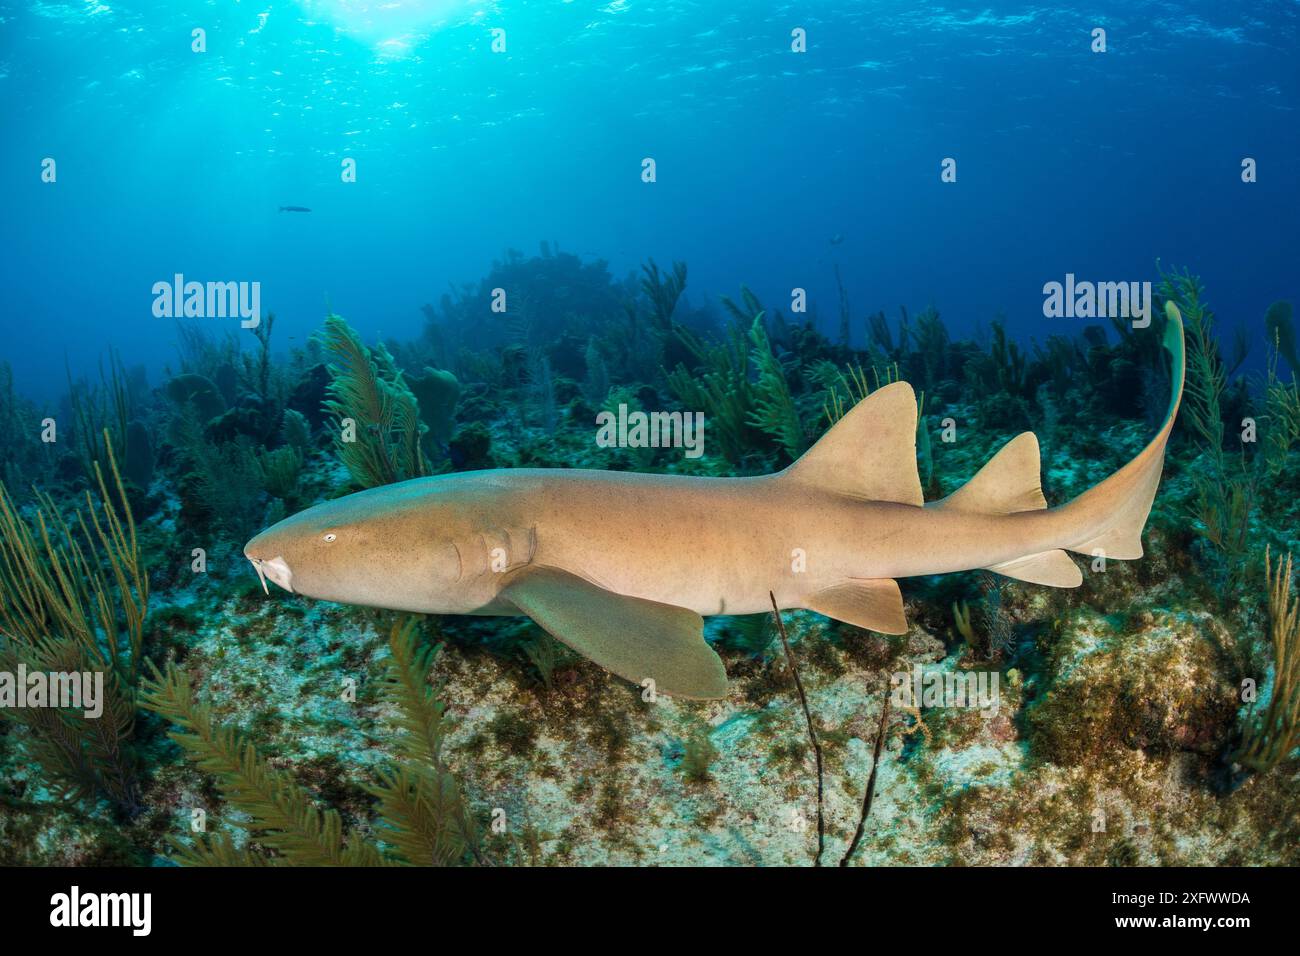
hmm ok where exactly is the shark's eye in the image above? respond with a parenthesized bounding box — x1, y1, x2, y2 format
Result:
(323, 533, 337, 542)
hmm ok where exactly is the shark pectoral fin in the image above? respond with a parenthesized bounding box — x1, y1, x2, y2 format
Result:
(499, 566, 729, 700)
(805, 579, 908, 634)
(986, 550, 1082, 587)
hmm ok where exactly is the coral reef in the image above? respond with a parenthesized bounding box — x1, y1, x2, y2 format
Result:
(1, 253, 1296, 867)
(139, 618, 479, 865)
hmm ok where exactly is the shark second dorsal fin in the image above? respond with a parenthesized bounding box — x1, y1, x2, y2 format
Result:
(783, 381, 922, 505)
(933, 432, 1048, 515)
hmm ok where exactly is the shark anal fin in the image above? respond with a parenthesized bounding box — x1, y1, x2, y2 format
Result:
(934, 432, 1047, 515)
(783, 381, 923, 506)
(986, 550, 1082, 587)
(805, 579, 908, 634)
(500, 566, 728, 700)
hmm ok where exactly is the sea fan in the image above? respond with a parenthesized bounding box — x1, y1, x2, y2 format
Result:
(0, 434, 148, 813)
(139, 618, 480, 866)
(747, 313, 806, 460)
(318, 313, 427, 489)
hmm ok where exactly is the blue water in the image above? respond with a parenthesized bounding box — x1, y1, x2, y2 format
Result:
(2, 1, 1296, 400)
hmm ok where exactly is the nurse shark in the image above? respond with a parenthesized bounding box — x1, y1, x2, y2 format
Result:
(245, 303, 1186, 700)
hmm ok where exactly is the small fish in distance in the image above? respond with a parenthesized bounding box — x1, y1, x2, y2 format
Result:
(279, 205, 312, 212)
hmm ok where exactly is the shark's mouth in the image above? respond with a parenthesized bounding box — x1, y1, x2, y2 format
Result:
(250, 556, 293, 594)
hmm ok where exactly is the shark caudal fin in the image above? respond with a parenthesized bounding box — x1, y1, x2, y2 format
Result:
(782, 380, 923, 505)
(1058, 301, 1187, 560)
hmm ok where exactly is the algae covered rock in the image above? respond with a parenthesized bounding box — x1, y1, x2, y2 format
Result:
(449, 420, 494, 470)
(165, 372, 226, 422)
(1026, 609, 1240, 766)
(124, 419, 154, 490)
(281, 407, 312, 455)
(214, 361, 239, 406)
(288, 362, 331, 428)
(206, 393, 281, 446)
(409, 366, 460, 454)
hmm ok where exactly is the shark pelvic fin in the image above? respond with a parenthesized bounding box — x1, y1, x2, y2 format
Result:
(934, 432, 1048, 515)
(783, 381, 922, 506)
(986, 549, 1082, 587)
(499, 565, 729, 700)
(805, 578, 908, 634)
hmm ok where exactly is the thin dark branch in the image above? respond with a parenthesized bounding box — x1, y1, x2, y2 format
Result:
(841, 679, 892, 866)
(770, 591, 824, 867)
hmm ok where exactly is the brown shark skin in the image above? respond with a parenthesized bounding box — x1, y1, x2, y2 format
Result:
(242, 432, 1142, 616)
(450, 469, 1073, 614)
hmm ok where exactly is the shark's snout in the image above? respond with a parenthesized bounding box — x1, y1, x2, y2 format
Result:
(244, 528, 294, 595)
(246, 554, 294, 594)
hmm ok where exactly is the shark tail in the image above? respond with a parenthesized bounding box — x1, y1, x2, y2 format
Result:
(930, 300, 1184, 586)
(1056, 300, 1186, 560)
(931, 430, 1083, 585)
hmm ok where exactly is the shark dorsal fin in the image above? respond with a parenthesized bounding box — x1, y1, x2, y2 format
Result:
(783, 380, 922, 506)
(934, 432, 1048, 515)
